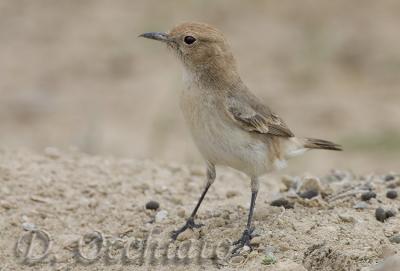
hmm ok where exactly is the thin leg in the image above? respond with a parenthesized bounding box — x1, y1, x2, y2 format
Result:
(171, 163, 215, 240)
(232, 177, 259, 253)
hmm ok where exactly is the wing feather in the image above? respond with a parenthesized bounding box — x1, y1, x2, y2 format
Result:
(225, 95, 294, 137)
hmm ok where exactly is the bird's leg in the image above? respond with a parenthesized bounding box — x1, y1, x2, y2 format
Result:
(232, 177, 259, 253)
(171, 163, 215, 240)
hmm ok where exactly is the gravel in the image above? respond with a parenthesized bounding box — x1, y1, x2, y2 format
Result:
(270, 198, 294, 209)
(386, 190, 398, 199)
(145, 200, 160, 210)
(375, 207, 387, 222)
(361, 191, 376, 201)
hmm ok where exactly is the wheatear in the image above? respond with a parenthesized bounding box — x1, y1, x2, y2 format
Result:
(140, 22, 342, 252)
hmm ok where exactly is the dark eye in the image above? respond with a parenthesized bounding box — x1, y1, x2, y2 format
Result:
(183, 36, 196, 45)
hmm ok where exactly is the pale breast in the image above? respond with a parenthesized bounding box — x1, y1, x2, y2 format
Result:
(180, 85, 271, 176)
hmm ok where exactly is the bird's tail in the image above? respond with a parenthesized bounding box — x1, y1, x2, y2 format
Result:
(282, 137, 342, 159)
(303, 138, 342, 151)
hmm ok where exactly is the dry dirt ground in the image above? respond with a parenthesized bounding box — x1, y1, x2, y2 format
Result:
(1, 1, 400, 174)
(1, 149, 399, 270)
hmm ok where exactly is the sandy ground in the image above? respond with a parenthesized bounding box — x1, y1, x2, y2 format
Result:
(1, 149, 399, 270)
(1, 0, 400, 174)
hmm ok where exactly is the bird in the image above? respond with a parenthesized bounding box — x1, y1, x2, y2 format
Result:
(140, 22, 342, 253)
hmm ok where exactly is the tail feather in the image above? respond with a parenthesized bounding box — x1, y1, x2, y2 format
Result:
(303, 138, 342, 151)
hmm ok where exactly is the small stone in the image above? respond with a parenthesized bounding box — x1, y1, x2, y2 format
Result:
(145, 200, 160, 210)
(386, 190, 398, 199)
(22, 222, 37, 231)
(384, 175, 395, 182)
(376, 207, 387, 222)
(270, 198, 294, 209)
(226, 190, 239, 198)
(176, 228, 199, 241)
(155, 210, 168, 222)
(298, 176, 322, 193)
(385, 209, 396, 219)
(339, 214, 355, 223)
(0, 200, 13, 210)
(353, 201, 369, 209)
(361, 191, 376, 201)
(44, 147, 61, 159)
(389, 234, 400, 244)
(230, 255, 245, 264)
(250, 236, 263, 246)
(177, 208, 186, 218)
(299, 190, 318, 199)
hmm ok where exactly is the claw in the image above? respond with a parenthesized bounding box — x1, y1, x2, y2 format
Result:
(171, 217, 204, 240)
(232, 227, 255, 254)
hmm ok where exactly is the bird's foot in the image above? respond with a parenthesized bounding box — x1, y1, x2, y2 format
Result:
(232, 227, 255, 254)
(171, 217, 204, 240)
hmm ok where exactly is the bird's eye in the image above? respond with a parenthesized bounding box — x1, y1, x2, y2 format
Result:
(183, 36, 196, 45)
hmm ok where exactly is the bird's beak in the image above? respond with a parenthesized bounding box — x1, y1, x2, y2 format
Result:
(139, 32, 170, 42)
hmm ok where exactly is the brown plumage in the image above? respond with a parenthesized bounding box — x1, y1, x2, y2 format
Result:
(140, 22, 342, 252)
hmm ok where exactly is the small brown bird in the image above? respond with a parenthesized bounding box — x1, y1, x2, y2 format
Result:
(140, 22, 341, 252)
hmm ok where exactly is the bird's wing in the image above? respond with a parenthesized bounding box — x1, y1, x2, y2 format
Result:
(225, 94, 294, 137)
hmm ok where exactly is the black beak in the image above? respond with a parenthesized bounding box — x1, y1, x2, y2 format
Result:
(139, 32, 169, 42)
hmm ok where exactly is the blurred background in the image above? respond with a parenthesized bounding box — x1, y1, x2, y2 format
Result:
(0, 0, 399, 174)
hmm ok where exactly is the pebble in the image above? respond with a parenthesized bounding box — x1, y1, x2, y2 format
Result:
(145, 200, 160, 210)
(353, 201, 369, 209)
(155, 210, 168, 222)
(226, 190, 239, 198)
(270, 198, 294, 209)
(298, 176, 322, 193)
(386, 190, 398, 199)
(384, 175, 395, 182)
(339, 214, 355, 223)
(388, 234, 400, 244)
(361, 191, 376, 201)
(376, 208, 387, 222)
(385, 210, 396, 219)
(299, 190, 318, 199)
(375, 208, 396, 222)
(22, 222, 37, 231)
(0, 200, 13, 210)
(176, 228, 199, 241)
(44, 147, 61, 159)
(177, 208, 186, 218)
(250, 236, 263, 246)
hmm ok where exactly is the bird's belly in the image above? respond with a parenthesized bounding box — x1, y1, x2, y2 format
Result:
(195, 125, 269, 176)
(181, 93, 269, 176)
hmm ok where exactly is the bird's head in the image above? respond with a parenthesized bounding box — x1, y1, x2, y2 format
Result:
(140, 22, 240, 87)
